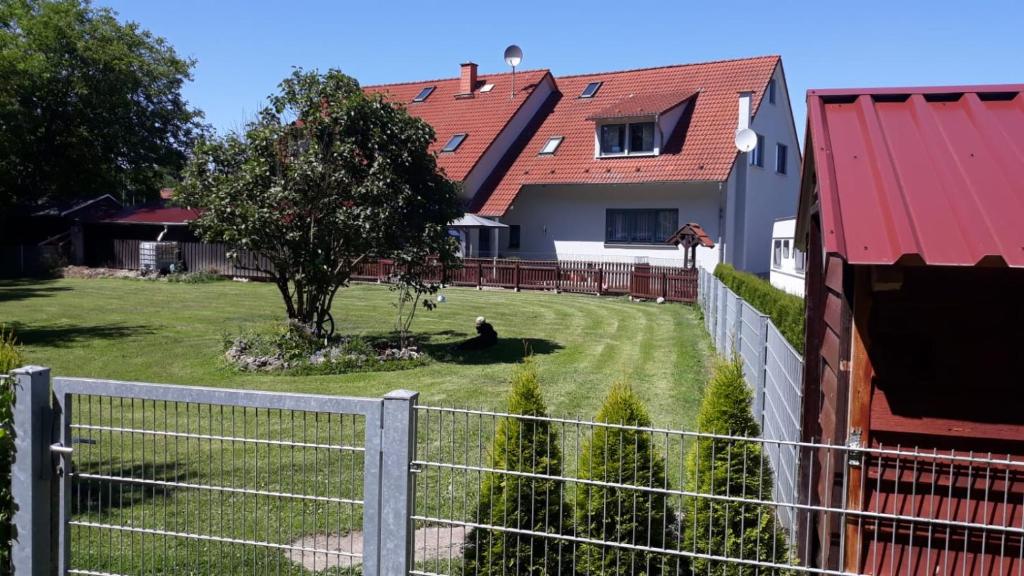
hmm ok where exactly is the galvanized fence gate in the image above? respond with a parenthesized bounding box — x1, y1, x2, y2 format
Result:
(11, 367, 417, 576)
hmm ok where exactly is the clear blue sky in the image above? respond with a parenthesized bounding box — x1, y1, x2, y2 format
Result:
(104, 0, 1022, 140)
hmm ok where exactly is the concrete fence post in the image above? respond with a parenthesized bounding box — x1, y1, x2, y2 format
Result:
(11, 366, 54, 576)
(380, 389, 419, 576)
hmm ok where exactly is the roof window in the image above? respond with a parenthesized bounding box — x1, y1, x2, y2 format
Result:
(580, 81, 603, 98)
(539, 136, 563, 155)
(442, 133, 467, 153)
(412, 86, 435, 102)
(479, 83, 494, 93)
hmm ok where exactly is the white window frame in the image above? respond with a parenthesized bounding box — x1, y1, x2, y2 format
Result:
(539, 136, 563, 155)
(594, 118, 660, 158)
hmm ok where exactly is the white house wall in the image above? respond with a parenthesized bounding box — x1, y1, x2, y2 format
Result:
(498, 181, 722, 268)
(736, 63, 801, 275)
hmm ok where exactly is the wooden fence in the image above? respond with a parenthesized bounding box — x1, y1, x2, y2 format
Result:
(352, 258, 698, 303)
(102, 240, 698, 303)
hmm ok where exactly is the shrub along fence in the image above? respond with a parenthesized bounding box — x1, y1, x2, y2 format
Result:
(698, 267, 805, 534)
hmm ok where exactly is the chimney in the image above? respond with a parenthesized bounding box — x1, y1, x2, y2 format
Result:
(459, 62, 478, 96)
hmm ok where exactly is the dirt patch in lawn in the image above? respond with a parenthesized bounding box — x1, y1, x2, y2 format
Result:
(287, 525, 467, 571)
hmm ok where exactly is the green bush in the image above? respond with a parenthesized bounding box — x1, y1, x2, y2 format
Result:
(575, 383, 681, 576)
(682, 358, 790, 575)
(714, 264, 804, 350)
(464, 360, 569, 575)
(0, 326, 24, 573)
(166, 269, 223, 283)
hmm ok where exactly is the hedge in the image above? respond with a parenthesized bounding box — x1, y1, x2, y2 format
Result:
(0, 327, 23, 574)
(713, 263, 804, 350)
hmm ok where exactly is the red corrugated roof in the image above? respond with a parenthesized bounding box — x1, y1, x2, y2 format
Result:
(474, 55, 780, 216)
(364, 69, 551, 182)
(586, 91, 695, 120)
(804, 85, 1024, 267)
(104, 205, 200, 225)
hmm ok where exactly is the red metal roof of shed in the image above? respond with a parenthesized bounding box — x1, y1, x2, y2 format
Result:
(803, 85, 1024, 267)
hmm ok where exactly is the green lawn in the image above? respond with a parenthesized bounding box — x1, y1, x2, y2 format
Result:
(1, 277, 711, 427)
(1, 277, 713, 574)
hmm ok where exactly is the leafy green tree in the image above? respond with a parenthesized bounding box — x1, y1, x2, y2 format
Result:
(464, 360, 570, 576)
(0, 0, 204, 207)
(179, 68, 461, 331)
(575, 383, 681, 576)
(683, 358, 790, 575)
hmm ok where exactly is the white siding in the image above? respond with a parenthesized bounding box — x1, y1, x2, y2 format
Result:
(499, 181, 722, 268)
(768, 218, 806, 296)
(733, 64, 801, 275)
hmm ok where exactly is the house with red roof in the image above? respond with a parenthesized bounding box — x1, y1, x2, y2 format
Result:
(368, 55, 801, 273)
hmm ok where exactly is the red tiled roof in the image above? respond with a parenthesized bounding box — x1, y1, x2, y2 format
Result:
(801, 85, 1024, 268)
(365, 69, 551, 182)
(475, 55, 780, 216)
(586, 91, 695, 121)
(104, 205, 200, 225)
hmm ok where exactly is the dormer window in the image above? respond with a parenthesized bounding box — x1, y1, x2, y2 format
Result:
(412, 86, 435, 103)
(441, 133, 466, 152)
(598, 121, 655, 156)
(580, 81, 603, 98)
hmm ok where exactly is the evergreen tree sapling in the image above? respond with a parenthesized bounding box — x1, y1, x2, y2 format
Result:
(464, 360, 570, 575)
(575, 383, 680, 576)
(683, 359, 790, 575)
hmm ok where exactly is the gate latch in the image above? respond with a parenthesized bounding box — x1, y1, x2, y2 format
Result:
(50, 443, 73, 455)
(847, 429, 863, 468)
(50, 443, 72, 478)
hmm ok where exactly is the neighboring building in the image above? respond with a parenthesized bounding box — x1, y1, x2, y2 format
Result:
(768, 217, 805, 295)
(368, 55, 801, 273)
(795, 84, 1024, 574)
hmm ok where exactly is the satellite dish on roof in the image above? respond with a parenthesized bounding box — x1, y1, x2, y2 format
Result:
(503, 45, 522, 67)
(735, 128, 758, 153)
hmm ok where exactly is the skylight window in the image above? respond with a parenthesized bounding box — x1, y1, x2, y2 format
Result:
(539, 136, 563, 155)
(580, 81, 603, 98)
(412, 86, 435, 102)
(479, 83, 494, 93)
(442, 133, 466, 153)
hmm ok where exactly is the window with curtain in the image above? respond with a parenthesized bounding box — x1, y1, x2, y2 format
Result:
(773, 239, 782, 268)
(599, 124, 625, 154)
(604, 209, 678, 244)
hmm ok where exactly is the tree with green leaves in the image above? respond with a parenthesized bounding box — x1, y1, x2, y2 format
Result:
(179, 68, 461, 332)
(682, 358, 790, 575)
(575, 383, 681, 576)
(0, 0, 204, 208)
(464, 360, 570, 576)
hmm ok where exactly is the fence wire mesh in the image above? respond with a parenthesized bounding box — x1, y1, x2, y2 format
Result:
(411, 405, 1024, 576)
(64, 393, 372, 575)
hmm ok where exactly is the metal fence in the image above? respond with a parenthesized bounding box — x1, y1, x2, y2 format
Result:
(13, 367, 1024, 575)
(698, 268, 806, 535)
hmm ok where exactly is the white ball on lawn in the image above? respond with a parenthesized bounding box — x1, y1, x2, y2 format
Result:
(436, 294, 446, 303)
(656, 296, 666, 304)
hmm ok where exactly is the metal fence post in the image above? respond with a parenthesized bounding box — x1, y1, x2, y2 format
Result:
(756, 313, 770, 426)
(11, 366, 53, 576)
(380, 389, 419, 576)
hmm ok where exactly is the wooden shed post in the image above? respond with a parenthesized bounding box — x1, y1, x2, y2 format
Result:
(843, 267, 874, 573)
